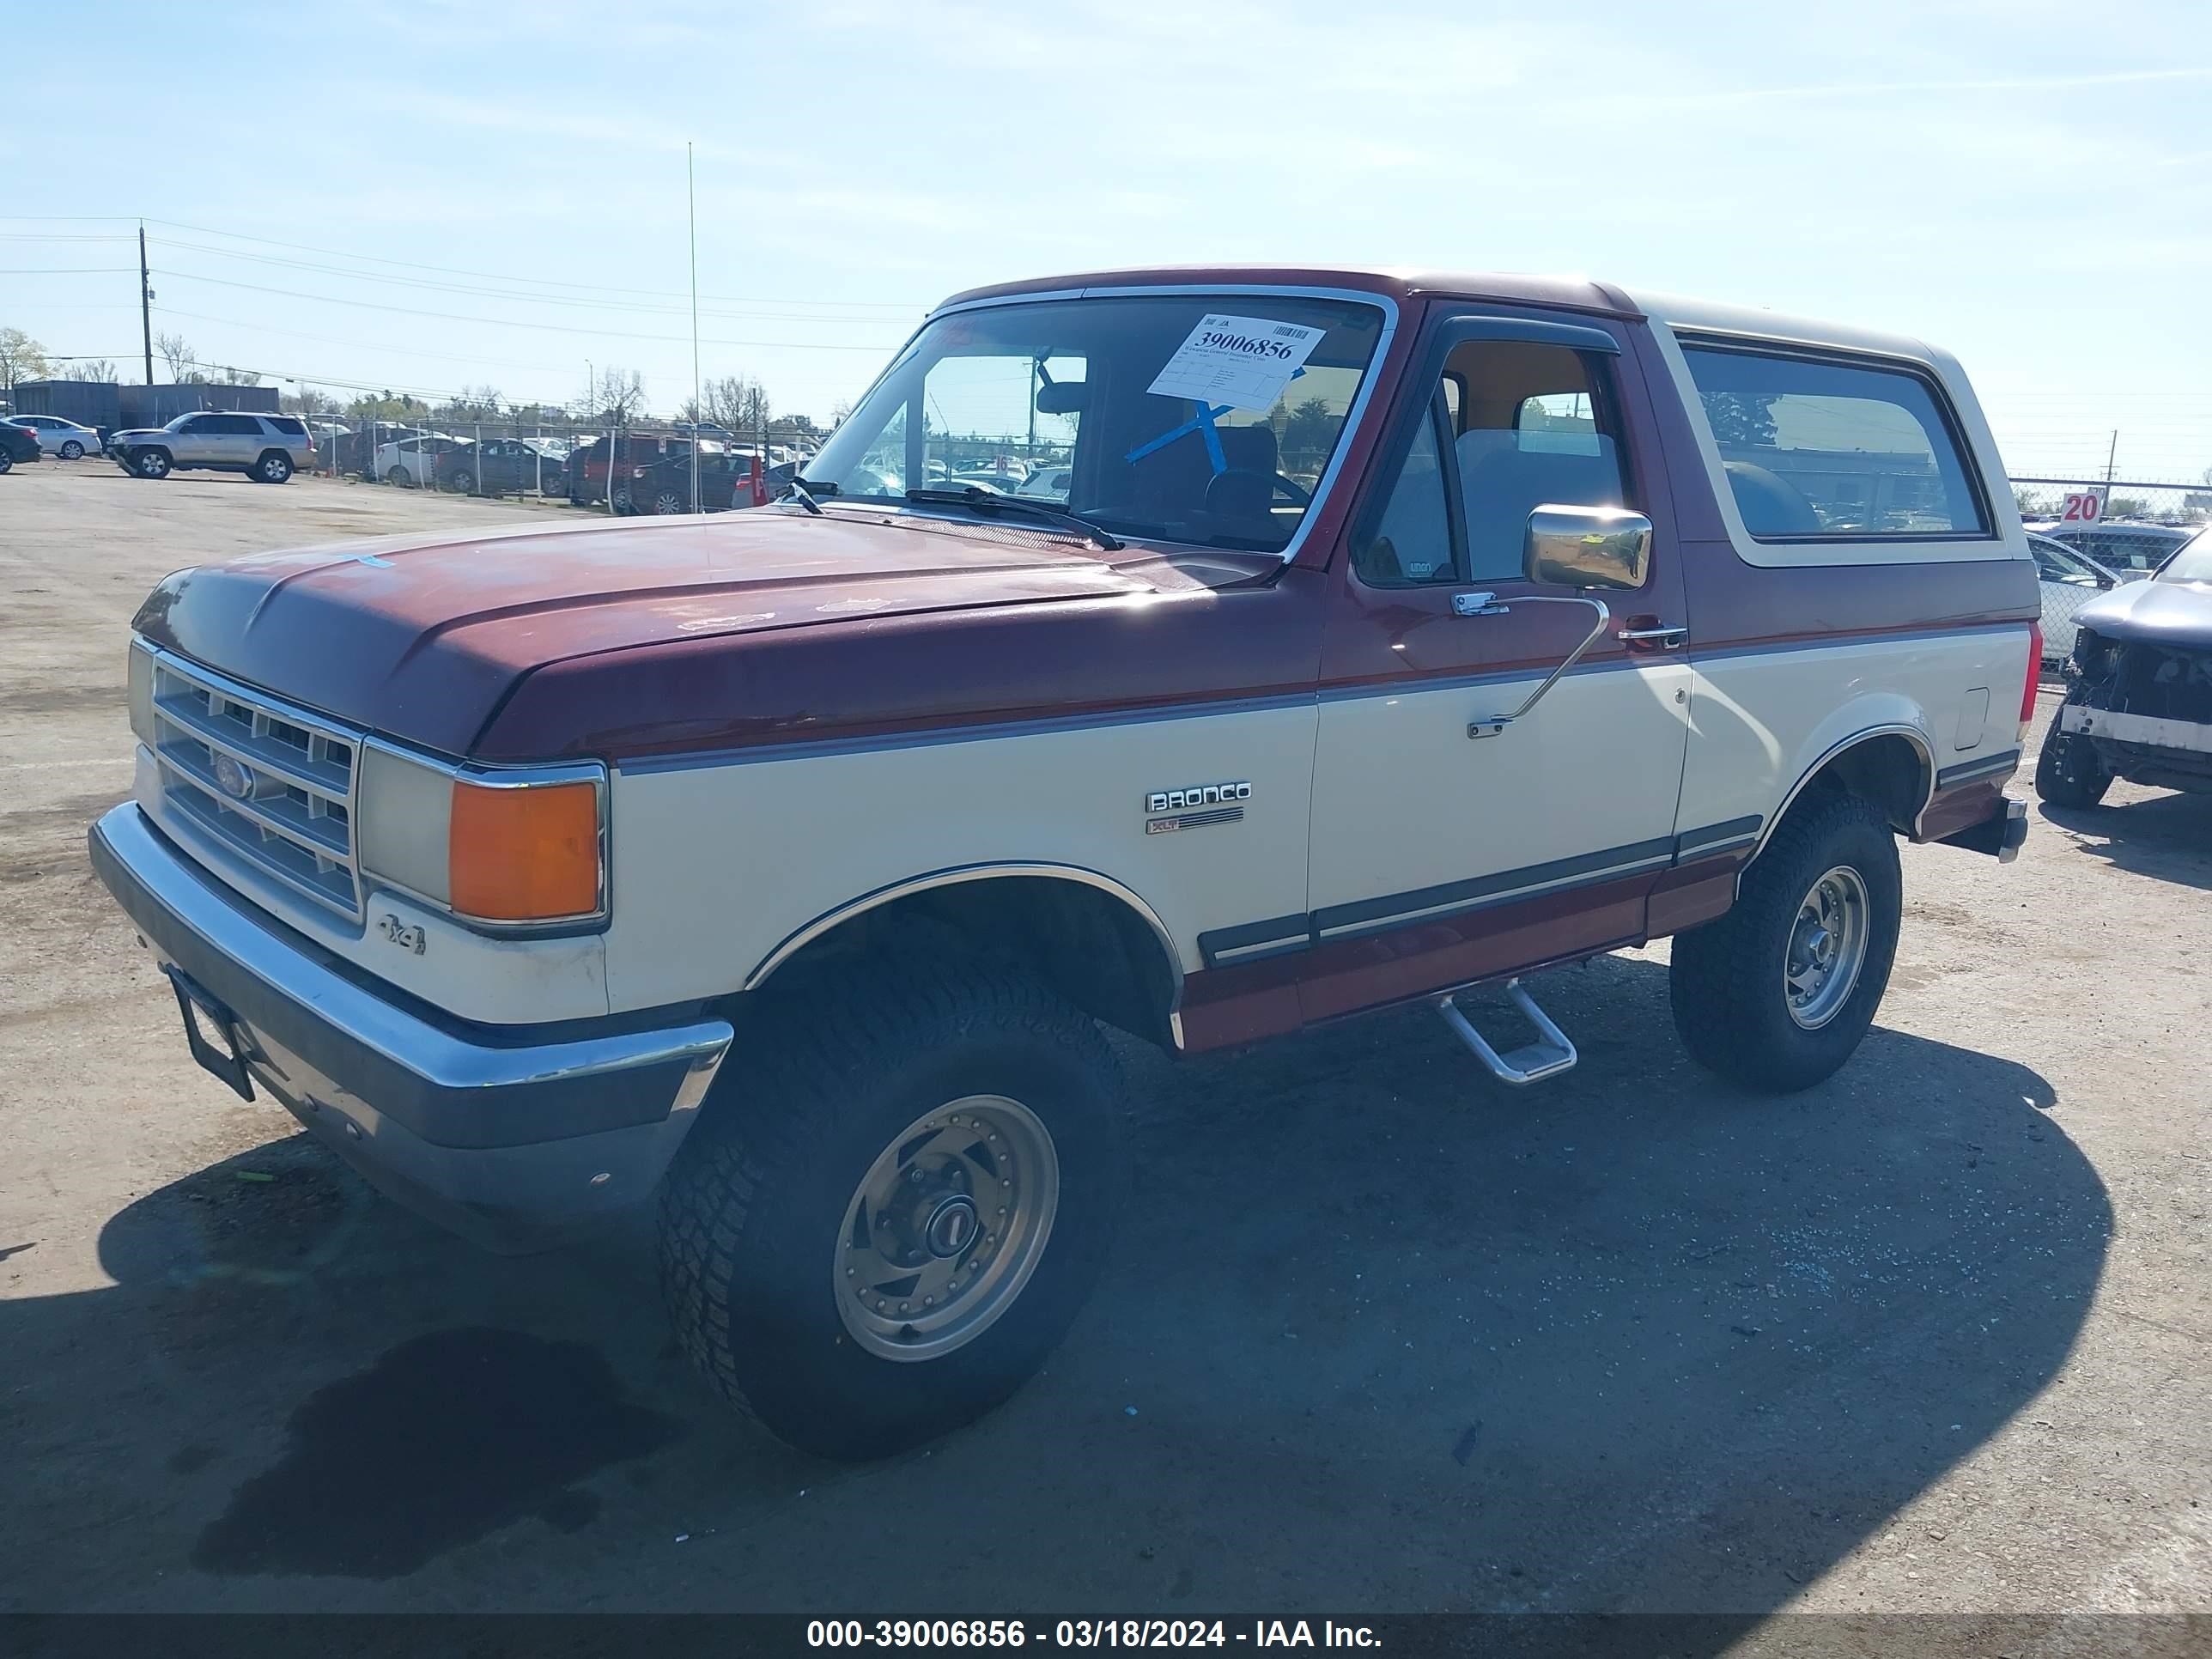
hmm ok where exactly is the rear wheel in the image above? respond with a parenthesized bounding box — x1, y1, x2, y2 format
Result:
(0, 448, 13, 476)
(2034, 721, 2112, 809)
(653, 488, 685, 516)
(58, 440, 84, 460)
(134, 447, 172, 480)
(254, 451, 294, 484)
(1669, 790, 1901, 1092)
(659, 962, 1125, 1459)
(385, 465, 409, 487)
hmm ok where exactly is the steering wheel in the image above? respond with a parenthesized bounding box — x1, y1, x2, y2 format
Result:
(1206, 468, 1314, 520)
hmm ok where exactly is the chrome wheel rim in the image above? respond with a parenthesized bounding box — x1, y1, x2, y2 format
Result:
(834, 1095, 1059, 1363)
(1785, 865, 1869, 1030)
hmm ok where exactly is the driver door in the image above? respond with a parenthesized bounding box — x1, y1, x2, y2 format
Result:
(1300, 313, 1695, 1021)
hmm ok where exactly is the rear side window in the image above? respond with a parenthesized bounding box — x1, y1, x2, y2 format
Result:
(1681, 344, 1989, 540)
(264, 416, 307, 436)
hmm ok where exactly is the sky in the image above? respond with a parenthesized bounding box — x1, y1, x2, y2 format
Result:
(5, 0, 2209, 486)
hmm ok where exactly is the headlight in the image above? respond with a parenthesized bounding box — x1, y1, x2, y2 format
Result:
(358, 743, 606, 927)
(127, 639, 155, 748)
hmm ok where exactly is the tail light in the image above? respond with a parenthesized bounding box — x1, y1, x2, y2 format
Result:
(2019, 620, 2043, 744)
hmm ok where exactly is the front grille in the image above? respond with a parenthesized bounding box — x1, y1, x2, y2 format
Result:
(148, 653, 364, 920)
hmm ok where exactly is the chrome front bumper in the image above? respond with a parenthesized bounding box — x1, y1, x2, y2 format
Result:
(88, 803, 732, 1250)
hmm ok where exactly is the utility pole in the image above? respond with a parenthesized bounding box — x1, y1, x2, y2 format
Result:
(2102, 428, 2118, 516)
(687, 142, 701, 515)
(138, 223, 155, 385)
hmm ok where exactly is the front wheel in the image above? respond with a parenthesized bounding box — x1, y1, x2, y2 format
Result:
(134, 447, 172, 480)
(659, 963, 1125, 1459)
(2034, 723, 2112, 809)
(58, 440, 84, 460)
(0, 448, 12, 476)
(1669, 790, 1901, 1092)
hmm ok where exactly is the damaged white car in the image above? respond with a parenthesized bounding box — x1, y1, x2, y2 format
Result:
(2038, 527, 2212, 807)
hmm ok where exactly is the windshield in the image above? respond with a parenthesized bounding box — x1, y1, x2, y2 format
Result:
(805, 293, 1387, 554)
(2160, 528, 2212, 584)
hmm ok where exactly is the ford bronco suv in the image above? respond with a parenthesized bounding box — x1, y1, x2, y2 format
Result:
(88, 269, 2038, 1458)
(2035, 526, 2212, 806)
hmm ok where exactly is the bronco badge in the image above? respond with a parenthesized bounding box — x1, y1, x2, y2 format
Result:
(1144, 781, 1250, 835)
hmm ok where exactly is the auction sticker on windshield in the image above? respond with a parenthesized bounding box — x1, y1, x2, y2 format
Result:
(1146, 314, 1327, 411)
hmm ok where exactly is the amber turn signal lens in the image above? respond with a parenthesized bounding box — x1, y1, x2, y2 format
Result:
(447, 780, 600, 921)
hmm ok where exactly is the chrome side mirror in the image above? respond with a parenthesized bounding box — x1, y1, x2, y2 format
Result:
(1523, 505, 1653, 590)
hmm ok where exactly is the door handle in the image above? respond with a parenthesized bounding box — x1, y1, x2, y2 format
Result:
(1617, 623, 1687, 649)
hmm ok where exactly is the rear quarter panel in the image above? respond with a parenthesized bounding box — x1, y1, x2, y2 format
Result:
(1628, 313, 2038, 831)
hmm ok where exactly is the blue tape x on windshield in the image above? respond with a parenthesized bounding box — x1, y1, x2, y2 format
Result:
(1122, 367, 1304, 476)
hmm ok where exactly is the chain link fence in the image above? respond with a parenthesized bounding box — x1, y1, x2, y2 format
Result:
(313, 416, 818, 514)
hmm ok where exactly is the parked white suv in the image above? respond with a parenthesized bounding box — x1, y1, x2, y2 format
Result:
(109, 412, 314, 483)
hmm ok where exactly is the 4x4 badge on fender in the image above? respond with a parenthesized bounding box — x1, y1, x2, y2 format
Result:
(1145, 781, 1250, 835)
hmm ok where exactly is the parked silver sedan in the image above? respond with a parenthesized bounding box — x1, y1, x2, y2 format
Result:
(10, 414, 104, 459)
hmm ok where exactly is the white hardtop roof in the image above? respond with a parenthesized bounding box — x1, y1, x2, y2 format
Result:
(1622, 288, 1942, 367)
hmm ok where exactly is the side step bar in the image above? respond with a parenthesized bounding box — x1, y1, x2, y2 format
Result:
(1435, 977, 1578, 1085)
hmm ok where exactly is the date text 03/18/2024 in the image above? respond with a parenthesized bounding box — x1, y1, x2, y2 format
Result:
(805, 1620, 1382, 1649)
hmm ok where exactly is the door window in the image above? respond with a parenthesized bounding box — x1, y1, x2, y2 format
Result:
(1356, 339, 1632, 586)
(206, 414, 261, 435)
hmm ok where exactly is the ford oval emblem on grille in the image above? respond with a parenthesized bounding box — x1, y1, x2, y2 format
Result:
(212, 754, 252, 799)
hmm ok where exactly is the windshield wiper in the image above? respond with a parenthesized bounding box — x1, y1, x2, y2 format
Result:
(781, 475, 824, 515)
(904, 485, 1124, 551)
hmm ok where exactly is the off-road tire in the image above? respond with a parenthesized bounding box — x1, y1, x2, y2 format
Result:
(659, 963, 1125, 1460)
(134, 447, 172, 480)
(1669, 790, 1902, 1093)
(2034, 721, 2112, 809)
(58, 440, 83, 460)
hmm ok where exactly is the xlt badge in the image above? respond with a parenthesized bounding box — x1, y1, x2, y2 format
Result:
(1145, 781, 1250, 835)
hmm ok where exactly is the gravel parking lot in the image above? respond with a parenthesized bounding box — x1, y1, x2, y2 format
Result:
(2, 463, 2207, 1626)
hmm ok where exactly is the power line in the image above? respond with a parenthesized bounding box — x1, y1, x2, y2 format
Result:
(145, 238, 918, 325)
(2, 216, 925, 309)
(147, 267, 903, 351)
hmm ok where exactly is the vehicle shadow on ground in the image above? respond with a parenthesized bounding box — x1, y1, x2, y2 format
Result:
(0, 956, 2106, 1633)
(2038, 790, 2212, 893)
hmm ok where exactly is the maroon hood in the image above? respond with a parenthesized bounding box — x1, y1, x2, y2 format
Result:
(136, 509, 1304, 762)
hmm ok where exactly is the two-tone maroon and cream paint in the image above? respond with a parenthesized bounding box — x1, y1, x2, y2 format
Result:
(129, 267, 2038, 1050)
